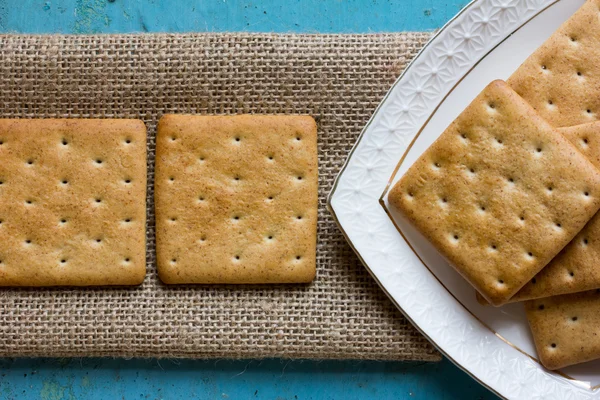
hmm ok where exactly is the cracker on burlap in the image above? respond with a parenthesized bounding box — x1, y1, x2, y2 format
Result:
(389, 80, 600, 306)
(525, 290, 600, 370)
(0, 119, 147, 286)
(508, 0, 600, 127)
(155, 114, 318, 284)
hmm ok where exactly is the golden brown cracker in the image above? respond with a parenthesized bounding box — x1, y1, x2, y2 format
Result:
(0, 119, 147, 286)
(155, 114, 318, 284)
(508, 0, 600, 127)
(478, 122, 600, 303)
(389, 81, 600, 306)
(525, 290, 600, 370)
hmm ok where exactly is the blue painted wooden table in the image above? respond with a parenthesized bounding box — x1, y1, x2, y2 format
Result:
(0, 1, 495, 399)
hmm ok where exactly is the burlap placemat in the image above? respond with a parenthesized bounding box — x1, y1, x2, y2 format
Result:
(0, 33, 440, 361)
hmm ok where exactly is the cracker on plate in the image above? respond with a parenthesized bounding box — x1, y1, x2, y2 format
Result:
(504, 122, 600, 302)
(508, 0, 600, 127)
(525, 290, 600, 370)
(389, 80, 600, 306)
(0, 119, 147, 286)
(475, 122, 600, 304)
(155, 114, 318, 284)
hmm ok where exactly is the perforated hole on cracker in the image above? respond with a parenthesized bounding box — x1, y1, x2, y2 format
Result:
(154, 114, 318, 284)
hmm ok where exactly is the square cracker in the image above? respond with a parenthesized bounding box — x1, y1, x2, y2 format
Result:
(388, 80, 600, 306)
(0, 119, 147, 286)
(525, 290, 600, 370)
(494, 122, 600, 303)
(508, 0, 600, 127)
(155, 114, 318, 284)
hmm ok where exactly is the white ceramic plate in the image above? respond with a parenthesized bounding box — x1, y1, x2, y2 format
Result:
(327, 0, 600, 398)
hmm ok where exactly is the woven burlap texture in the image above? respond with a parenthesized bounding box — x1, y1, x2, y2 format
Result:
(0, 33, 440, 361)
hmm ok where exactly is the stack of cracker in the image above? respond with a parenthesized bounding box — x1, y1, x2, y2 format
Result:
(389, 0, 600, 370)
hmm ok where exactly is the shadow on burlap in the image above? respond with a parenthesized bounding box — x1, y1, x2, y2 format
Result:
(0, 33, 440, 361)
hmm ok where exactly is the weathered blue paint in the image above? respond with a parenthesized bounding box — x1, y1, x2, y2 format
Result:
(0, 1, 495, 399)
(0, 357, 494, 400)
(1, 0, 466, 34)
